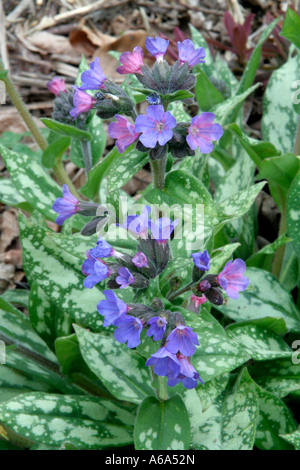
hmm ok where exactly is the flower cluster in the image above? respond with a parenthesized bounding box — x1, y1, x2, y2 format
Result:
(190, 249, 250, 308)
(52, 190, 251, 390)
(48, 35, 223, 161)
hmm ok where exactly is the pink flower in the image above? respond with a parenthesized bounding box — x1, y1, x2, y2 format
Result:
(132, 252, 148, 268)
(187, 112, 223, 153)
(47, 77, 67, 96)
(117, 46, 144, 75)
(191, 294, 207, 308)
(217, 259, 249, 299)
(108, 115, 140, 153)
(70, 87, 96, 120)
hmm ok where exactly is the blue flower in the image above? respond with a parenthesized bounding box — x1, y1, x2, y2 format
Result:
(146, 93, 161, 105)
(135, 105, 177, 148)
(177, 39, 206, 67)
(97, 290, 128, 327)
(167, 355, 204, 389)
(114, 315, 143, 348)
(147, 316, 167, 341)
(132, 252, 148, 268)
(116, 267, 135, 289)
(145, 36, 169, 62)
(187, 113, 223, 153)
(192, 250, 211, 271)
(90, 238, 115, 258)
(79, 57, 106, 91)
(149, 217, 178, 243)
(117, 206, 151, 238)
(52, 184, 79, 225)
(165, 325, 199, 356)
(145, 346, 180, 379)
(82, 253, 110, 288)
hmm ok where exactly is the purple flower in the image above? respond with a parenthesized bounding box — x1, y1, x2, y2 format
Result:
(217, 259, 249, 299)
(149, 217, 178, 243)
(191, 294, 207, 307)
(52, 184, 79, 225)
(118, 206, 151, 238)
(70, 87, 96, 120)
(116, 46, 144, 75)
(147, 316, 167, 341)
(145, 346, 180, 379)
(145, 36, 169, 62)
(166, 325, 199, 356)
(167, 355, 204, 389)
(82, 253, 110, 289)
(187, 112, 223, 153)
(89, 238, 115, 258)
(177, 39, 206, 67)
(97, 290, 129, 327)
(47, 77, 67, 96)
(116, 267, 135, 289)
(80, 57, 106, 91)
(135, 105, 177, 148)
(114, 315, 143, 348)
(132, 252, 148, 268)
(108, 115, 140, 153)
(192, 250, 210, 271)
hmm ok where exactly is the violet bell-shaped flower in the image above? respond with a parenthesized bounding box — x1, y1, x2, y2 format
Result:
(217, 259, 249, 299)
(108, 115, 140, 153)
(187, 112, 223, 153)
(116, 46, 144, 75)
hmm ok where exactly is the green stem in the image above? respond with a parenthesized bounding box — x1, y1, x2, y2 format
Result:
(167, 280, 197, 301)
(80, 139, 92, 175)
(294, 117, 300, 156)
(272, 187, 287, 279)
(150, 367, 168, 401)
(150, 155, 167, 190)
(0, 60, 81, 200)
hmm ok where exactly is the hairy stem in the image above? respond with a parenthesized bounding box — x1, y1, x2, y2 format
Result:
(151, 155, 167, 190)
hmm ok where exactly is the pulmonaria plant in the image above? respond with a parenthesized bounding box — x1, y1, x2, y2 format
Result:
(52, 190, 250, 391)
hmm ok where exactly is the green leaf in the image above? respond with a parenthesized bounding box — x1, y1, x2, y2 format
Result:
(1, 289, 29, 308)
(211, 83, 260, 126)
(238, 18, 281, 94)
(258, 154, 300, 190)
(0, 144, 62, 223)
(0, 178, 33, 211)
(0, 393, 134, 449)
(74, 325, 153, 404)
(281, 7, 300, 50)
(262, 51, 300, 153)
(41, 118, 92, 141)
(163, 89, 195, 104)
(75, 55, 89, 87)
(227, 123, 279, 170)
(226, 324, 292, 360)
(181, 370, 258, 450)
(216, 181, 266, 222)
(29, 283, 72, 350)
(250, 359, 300, 398)
(280, 428, 300, 449)
(286, 170, 300, 256)
(107, 149, 149, 192)
(19, 213, 105, 331)
(41, 137, 70, 169)
(247, 235, 291, 272)
(216, 267, 300, 332)
(195, 70, 224, 110)
(0, 70, 8, 79)
(134, 395, 190, 450)
(254, 387, 296, 450)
